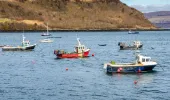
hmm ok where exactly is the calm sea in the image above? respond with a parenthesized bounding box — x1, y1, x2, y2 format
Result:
(0, 31, 170, 100)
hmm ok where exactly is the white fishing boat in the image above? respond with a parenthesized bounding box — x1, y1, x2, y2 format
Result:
(2, 34, 36, 51)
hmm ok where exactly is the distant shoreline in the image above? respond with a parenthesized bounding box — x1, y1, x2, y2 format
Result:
(0, 29, 170, 32)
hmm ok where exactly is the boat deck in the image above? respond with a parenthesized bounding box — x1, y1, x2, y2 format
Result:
(105, 63, 144, 68)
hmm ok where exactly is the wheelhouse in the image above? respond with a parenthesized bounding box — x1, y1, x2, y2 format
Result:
(22, 41, 30, 47)
(137, 54, 152, 63)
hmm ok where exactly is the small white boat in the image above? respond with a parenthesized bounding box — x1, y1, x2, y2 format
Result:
(41, 23, 51, 36)
(40, 39, 53, 43)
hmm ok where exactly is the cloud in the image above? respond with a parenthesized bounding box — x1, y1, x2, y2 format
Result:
(131, 5, 170, 13)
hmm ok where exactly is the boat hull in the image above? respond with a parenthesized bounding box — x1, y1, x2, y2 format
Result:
(2, 45, 36, 51)
(41, 34, 51, 36)
(120, 45, 143, 50)
(54, 50, 90, 59)
(40, 40, 53, 43)
(104, 64, 156, 73)
(25, 45, 36, 50)
(98, 44, 107, 46)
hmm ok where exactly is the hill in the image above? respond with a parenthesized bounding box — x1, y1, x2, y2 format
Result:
(0, 0, 156, 31)
(144, 11, 170, 29)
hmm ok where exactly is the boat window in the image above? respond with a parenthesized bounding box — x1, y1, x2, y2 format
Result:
(146, 59, 150, 62)
(142, 58, 145, 62)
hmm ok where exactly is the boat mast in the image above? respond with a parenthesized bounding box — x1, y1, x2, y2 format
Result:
(77, 38, 81, 46)
(47, 23, 49, 34)
(76, 34, 81, 46)
(22, 30, 25, 43)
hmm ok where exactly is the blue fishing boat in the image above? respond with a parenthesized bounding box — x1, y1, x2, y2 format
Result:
(128, 30, 139, 34)
(104, 54, 157, 73)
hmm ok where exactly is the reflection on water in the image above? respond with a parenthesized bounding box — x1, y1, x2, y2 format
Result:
(106, 71, 156, 85)
(136, 72, 158, 85)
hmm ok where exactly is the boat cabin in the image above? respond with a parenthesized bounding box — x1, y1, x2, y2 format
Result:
(137, 54, 151, 64)
(22, 41, 30, 47)
(75, 45, 86, 53)
(74, 38, 87, 53)
(133, 41, 142, 48)
(22, 34, 30, 47)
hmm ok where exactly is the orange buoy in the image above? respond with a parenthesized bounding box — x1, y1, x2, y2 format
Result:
(92, 54, 94, 56)
(134, 80, 138, 84)
(66, 68, 68, 71)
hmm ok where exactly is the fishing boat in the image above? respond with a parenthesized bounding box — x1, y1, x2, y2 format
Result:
(2, 34, 36, 51)
(41, 23, 51, 36)
(128, 30, 139, 34)
(40, 39, 53, 43)
(104, 54, 157, 73)
(54, 38, 90, 59)
(118, 41, 143, 50)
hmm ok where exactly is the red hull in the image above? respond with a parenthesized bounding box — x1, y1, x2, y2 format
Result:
(55, 50, 90, 59)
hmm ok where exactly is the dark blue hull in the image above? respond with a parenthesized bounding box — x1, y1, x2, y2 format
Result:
(128, 32, 139, 34)
(25, 45, 36, 50)
(41, 34, 51, 36)
(98, 44, 107, 46)
(106, 65, 156, 73)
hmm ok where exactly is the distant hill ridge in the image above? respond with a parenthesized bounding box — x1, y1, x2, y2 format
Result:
(144, 11, 170, 28)
(145, 11, 170, 18)
(0, 0, 156, 31)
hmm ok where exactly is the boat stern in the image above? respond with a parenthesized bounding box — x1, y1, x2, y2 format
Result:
(103, 63, 108, 69)
(83, 49, 90, 57)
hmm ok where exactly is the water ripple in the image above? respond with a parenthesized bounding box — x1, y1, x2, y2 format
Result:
(0, 32, 170, 100)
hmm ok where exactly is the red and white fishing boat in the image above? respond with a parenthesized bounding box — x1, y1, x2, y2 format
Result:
(54, 38, 90, 58)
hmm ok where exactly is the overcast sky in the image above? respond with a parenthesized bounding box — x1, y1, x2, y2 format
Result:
(120, 0, 170, 13)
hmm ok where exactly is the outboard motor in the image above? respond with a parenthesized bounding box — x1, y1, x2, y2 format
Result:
(118, 42, 121, 46)
(54, 50, 59, 54)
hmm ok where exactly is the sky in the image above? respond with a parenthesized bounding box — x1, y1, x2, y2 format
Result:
(120, 0, 170, 13)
